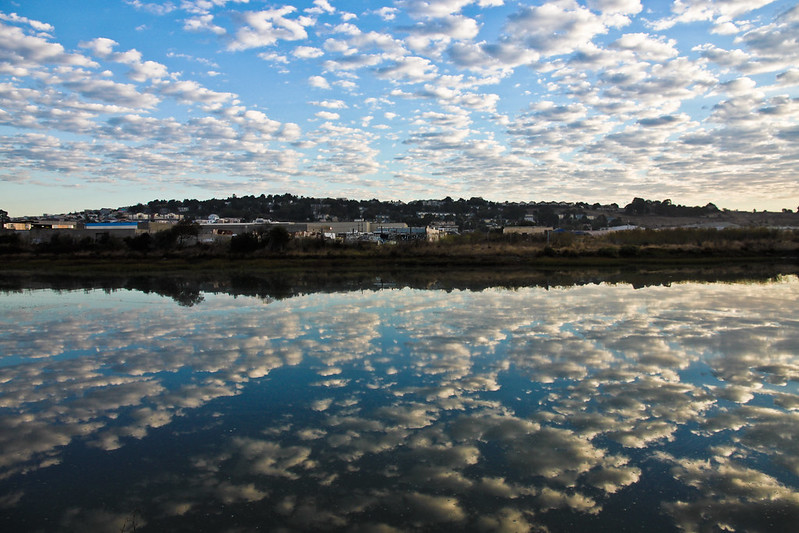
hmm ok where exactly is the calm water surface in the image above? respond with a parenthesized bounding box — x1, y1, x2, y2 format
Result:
(2, 276, 799, 532)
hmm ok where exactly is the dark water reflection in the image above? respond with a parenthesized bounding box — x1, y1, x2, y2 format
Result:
(1, 269, 799, 532)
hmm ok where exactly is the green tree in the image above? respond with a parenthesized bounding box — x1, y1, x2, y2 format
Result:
(172, 219, 200, 247)
(230, 232, 261, 254)
(590, 214, 608, 230)
(125, 233, 152, 253)
(266, 226, 290, 252)
(625, 197, 650, 215)
(0, 233, 22, 254)
(536, 206, 560, 227)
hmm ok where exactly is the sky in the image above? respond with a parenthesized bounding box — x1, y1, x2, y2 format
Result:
(0, 0, 798, 217)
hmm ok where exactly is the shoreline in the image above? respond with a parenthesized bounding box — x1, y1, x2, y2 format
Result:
(3, 225, 796, 273)
(1, 247, 796, 274)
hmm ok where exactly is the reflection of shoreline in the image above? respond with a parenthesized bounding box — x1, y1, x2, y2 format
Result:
(1, 263, 796, 306)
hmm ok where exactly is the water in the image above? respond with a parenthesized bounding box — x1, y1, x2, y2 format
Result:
(1, 273, 799, 531)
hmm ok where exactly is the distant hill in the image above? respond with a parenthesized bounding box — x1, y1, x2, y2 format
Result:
(120, 194, 798, 230)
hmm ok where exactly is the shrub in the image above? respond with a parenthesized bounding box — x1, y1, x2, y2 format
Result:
(0, 233, 23, 254)
(230, 232, 261, 254)
(596, 246, 618, 258)
(619, 245, 639, 257)
(265, 226, 290, 252)
(125, 233, 152, 253)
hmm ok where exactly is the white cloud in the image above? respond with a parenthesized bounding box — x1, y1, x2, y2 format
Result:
(403, 15, 480, 55)
(717, 76, 759, 96)
(323, 54, 382, 72)
(184, 14, 227, 35)
(257, 51, 289, 64)
(180, 0, 251, 16)
(734, 5, 799, 72)
(79, 39, 168, 82)
(228, 7, 313, 51)
(63, 77, 161, 108)
(333, 23, 361, 36)
(125, 0, 177, 15)
(315, 110, 340, 120)
(308, 75, 331, 89)
(504, 2, 612, 57)
(312, 99, 347, 109)
(79, 37, 118, 58)
(588, 0, 642, 15)
(449, 41, 538, 72)
(0, 23, 96, 70)
(373, 7, 399, 21)
(400, 0, 493, 19)
(712, 20, 741, 35)
(0, 12, 55, 33)
(307, 0, 335, 15)
(293, 46, 324, 59)
(333, 79, 357, 90)
(775, 69, 799, 87)
(610, 33, 679, 62)
(650, 0, 777, 31)
(155, 79, 235, 106)
(692, 43, 752, 71)
(377, 56, 438, 82)
(309, 122, 381, 175)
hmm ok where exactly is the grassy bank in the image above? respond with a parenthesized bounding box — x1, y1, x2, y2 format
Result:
(1, 226, 797, 273)
(0, 247, 795, 275)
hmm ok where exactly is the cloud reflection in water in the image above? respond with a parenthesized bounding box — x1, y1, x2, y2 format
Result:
(1, 279, 798, 531)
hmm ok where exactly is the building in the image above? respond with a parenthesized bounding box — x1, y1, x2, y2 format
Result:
(503, 226, 551, 235)
(307, 221, 372, 234)
(83, 222, 142, 239)
(4, 222, 33, 231)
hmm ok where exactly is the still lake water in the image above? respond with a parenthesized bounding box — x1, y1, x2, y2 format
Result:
(2, 273, 799, 532)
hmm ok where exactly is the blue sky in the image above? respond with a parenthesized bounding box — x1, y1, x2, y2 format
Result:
(1, 0, 797, 217)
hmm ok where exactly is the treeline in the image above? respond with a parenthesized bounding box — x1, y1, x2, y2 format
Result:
(125, 195, 723, 224)
(0, 222, 203, 256)
(128, 194, 545, 228)
(125, 194, 639, 229)
(624, 198, 719, 217)
(3, 225, 797, 263)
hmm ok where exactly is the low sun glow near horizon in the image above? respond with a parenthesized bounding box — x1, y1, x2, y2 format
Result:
(1, 0, 798, 217)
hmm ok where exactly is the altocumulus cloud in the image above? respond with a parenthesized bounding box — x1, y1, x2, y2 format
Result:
(0, 0, 798, 214)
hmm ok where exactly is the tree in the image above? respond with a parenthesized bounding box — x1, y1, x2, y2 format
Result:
(536, 206, 560, 227)
(172, 219, 200, 247)
(266, 226, 290, 252)
(0, 233, 22, 254)
(125, 233, 152, 253)
(591, 214, 608, 230)
(501, 204, 527, 222)
(230, 232, 261, 254)
(625, 197, 649, 215)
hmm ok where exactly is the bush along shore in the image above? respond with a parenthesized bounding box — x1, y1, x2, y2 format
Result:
(1, 226, 798, 271)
